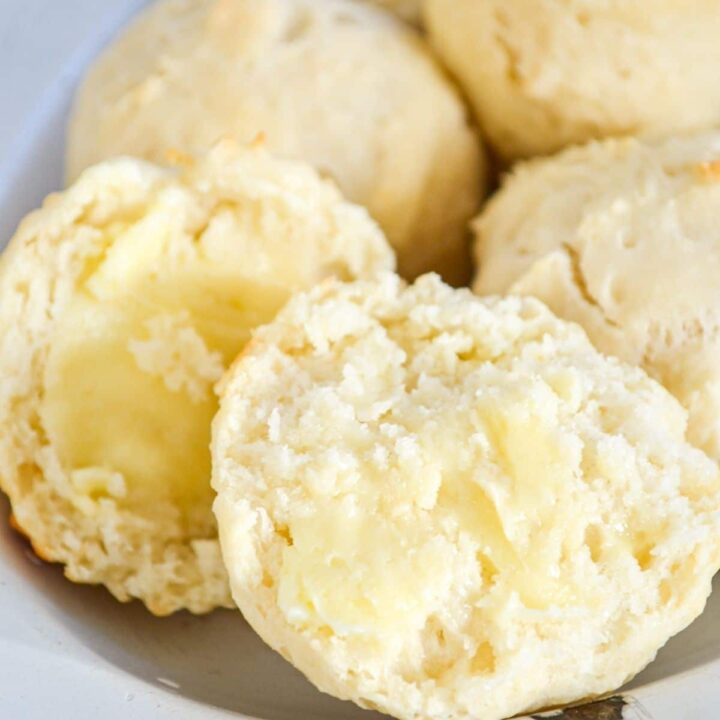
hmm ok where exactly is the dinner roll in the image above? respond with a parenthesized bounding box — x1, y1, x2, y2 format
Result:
(425, 0, 720, 160)
(474, 132, 720, 463)
(213, 273, 720, 720)
(0, 143, 392, 615)
(67, 0, 485, 284)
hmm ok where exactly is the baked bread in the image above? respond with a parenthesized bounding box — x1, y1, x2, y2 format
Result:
(213, 272, 720, 720)
(425, 0, 720, 160)
(0, 143, 392, 615)
(66, 0, 484, 284)
(474, 132, 720, 463)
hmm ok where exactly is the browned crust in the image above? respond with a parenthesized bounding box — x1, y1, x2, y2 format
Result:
(9, 512, 52, 562)
(694, 160, 720, 182)
(216, 334, 266, 396)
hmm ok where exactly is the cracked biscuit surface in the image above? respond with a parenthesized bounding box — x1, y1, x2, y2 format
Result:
(425, 0, 720, 160)
(66, 0, 484, 284)
(213, 273, 720, 720)
(0, 144, 392, 614)
(474, 133, 720, 462)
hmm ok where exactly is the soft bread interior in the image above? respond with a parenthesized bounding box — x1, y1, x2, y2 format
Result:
(42, 200, 287, 534)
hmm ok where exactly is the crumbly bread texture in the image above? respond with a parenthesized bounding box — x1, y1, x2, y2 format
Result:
(425, 0, 720, 161)
(66, 0, 484, 284)
(0, 144, 392, 615)
(474, 132, 720, 464)
(213, 273, 720, 720)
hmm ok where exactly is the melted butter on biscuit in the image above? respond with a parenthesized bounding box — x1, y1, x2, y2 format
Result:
(276, 379, 591, 643)
(41, 190, 288, 531)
